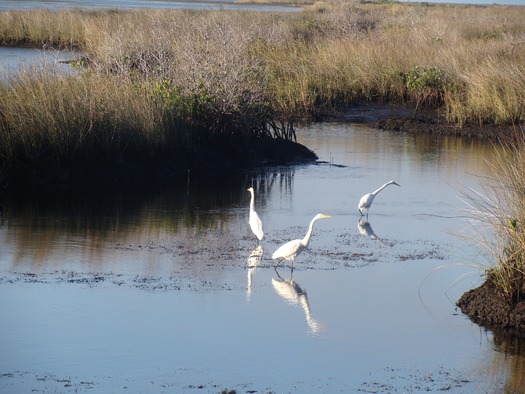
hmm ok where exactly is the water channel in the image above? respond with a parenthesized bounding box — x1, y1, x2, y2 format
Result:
(0, 0, 300, 12)
(1, 120, 524, 392)
(2, 2, 525, 391)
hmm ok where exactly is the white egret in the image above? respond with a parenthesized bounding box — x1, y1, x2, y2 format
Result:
(358, 180, 400, 216)
(272, 213, 331, 269)
(247, 187, 264, 242)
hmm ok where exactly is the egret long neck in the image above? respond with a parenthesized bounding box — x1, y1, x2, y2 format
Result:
(372, 182, 391, 196)
(302, 217, 318, 248)
(249, 191, 255, 212)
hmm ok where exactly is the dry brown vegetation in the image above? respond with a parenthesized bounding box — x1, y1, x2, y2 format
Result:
(0, 1, 524, 184)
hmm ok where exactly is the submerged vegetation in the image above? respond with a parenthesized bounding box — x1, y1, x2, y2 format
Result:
(0, 1, 524, 188)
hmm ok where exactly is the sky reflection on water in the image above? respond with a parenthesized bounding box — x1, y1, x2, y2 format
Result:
(0, 0, 300, 12)
(1, 123, 524, 392)
(0, 47, 79, 84)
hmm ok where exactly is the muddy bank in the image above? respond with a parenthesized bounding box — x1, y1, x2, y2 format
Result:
(3, 103, 521, 193)
(372, 116, 516, 139)
(456, 280, 525, 335)
(337, 103, 521, 140)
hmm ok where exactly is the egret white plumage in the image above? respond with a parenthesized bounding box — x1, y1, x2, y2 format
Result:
(272, 213, 331, 269)
(247, 187, 264, 241)
(358, 180, 400, 216)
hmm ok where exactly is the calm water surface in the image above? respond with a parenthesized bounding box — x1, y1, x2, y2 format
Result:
(1, 123, 524, 393)
(0, 0, 300, 12)
(0, 47, 79, 82)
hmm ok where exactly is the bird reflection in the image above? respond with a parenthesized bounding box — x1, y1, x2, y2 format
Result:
(246, 245, 263, 302)
(357, 217, 378, 240)
(271, 268, 323, 334)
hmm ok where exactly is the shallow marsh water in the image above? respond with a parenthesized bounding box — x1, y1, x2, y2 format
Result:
(0, 47, 79, 82)
(1, 122, 525, 393)
(0, 0, 300, 12)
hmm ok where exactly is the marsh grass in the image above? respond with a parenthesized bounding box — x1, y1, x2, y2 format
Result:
(463, 131, 525, 304)
(0, 9, 88, 47)
(1, 2, 525, 182)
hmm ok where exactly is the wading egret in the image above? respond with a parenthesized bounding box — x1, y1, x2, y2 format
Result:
(272, 213, 331, 269)
(247, 187, 264, 242)
(358, 180, 400, 216)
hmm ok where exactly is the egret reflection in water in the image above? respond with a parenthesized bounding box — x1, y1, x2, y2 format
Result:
(357, 218, 378, 240)
(246, 245, 263, 301)
(272, 268, 323, 334)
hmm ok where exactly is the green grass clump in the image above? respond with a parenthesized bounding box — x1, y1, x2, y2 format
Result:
(464, 132, 525, 304)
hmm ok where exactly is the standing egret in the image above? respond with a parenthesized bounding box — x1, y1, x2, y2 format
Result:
(272, 213, 331, 269)
(358, 180, 400, 217)
(247, 187, 264, 242)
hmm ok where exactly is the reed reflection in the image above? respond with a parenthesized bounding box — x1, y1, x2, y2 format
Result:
(480, 329, 525, 393)
(0, 168, 296, 270)
(245, 245, 263, 302)
(272, 268, 323, 334)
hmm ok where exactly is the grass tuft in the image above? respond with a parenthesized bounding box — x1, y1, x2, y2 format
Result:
(462, 130, 525, 304)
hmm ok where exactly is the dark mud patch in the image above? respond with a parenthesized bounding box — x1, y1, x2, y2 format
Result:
(0, 366, 481, 394)
(456, 279, 525, 334)
(0, 270, 244, 292)
(373, 116, 515, 140)
(0, 371, 97, 393)
(0, 230, 449, 293)
(0, 370, 242, 394)
(357, 366, 479, 393)
(303, 229, 448, 270)
(333, 103, 520, 140)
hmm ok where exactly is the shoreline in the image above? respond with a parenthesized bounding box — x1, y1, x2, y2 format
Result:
(0, 137, 317, 194)
(2, 102, 523, 336)
(3, 104, 522, 194)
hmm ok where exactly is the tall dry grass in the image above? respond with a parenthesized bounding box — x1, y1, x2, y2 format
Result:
(1, 2, 525, 175)
(0, 10, 295, 174)
(0, 9, 90, 47)
(0, 67, 164, 166)
(463, 131, 525, 303)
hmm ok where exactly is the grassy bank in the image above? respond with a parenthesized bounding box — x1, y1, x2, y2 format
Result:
(1, 1, 525, 187)
(486, 134, 525, 305)
(457, 132, 525, 331)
